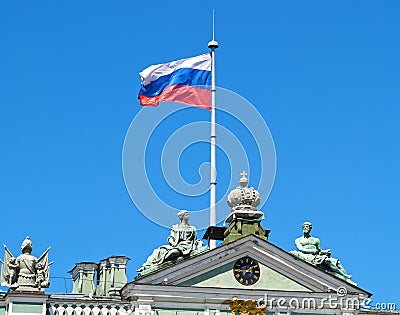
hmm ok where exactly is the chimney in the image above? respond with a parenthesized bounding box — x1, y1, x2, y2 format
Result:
(68, 262, 98, 295)
(96, 256, 130, 297)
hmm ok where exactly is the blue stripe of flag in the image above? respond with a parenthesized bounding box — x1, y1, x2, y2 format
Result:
(139, 68, 211, 97)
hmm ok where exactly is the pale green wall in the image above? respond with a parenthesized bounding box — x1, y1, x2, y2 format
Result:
(71, 271, 96, 295)
(113, 266, 128, 288)
(181, 262, 311, 291)
(12, 302, 43, 314)
(96, 267, 111, 296)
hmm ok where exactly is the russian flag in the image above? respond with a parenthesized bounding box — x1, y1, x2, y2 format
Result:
(138, 53, 211, 110)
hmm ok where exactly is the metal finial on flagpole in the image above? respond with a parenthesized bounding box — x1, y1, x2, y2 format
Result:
(208, 10, 218, 250)
(208, 10, 219, 49)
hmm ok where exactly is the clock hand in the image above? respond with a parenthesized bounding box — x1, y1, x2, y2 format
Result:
(234, 268, 251, 274)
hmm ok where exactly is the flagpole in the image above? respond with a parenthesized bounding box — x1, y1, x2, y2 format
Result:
(208, 11, 218, 250)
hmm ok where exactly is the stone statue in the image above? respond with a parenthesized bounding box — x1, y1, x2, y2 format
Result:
(1, 237, 52, 291)
(290, 222, 354, 283)
(137, 210, 207, 276)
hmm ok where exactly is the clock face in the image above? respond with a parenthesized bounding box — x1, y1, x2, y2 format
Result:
(233, 256, 260, 286)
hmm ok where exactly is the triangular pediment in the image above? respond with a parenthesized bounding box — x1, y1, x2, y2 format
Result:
(132, 234, 370, 296)
(180, 260, 311, 291)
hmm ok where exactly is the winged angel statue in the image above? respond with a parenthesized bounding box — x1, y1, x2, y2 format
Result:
(1, 237, 52, 291)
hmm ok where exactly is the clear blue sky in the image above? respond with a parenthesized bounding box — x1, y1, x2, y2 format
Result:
(1, 0, 399, 309)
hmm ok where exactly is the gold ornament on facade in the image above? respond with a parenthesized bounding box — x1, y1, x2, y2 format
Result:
(228, 297, 268, 315)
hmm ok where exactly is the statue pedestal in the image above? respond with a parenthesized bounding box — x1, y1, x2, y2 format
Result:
(5, 291, 48, 315)
(223, 214, 270, 245)
(13, 286, 41, 292)
(224, 210, 264, 224)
